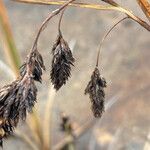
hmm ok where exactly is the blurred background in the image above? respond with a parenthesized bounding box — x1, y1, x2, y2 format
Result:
(0, 0, 150, 149)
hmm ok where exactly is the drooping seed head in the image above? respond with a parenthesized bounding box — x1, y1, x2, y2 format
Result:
(85, 67, 107, 118)
(0, 75, 37, 123)
(20, 50, 45, 83)
(51, 34, 75, 90)
(0, 47, 41, 145)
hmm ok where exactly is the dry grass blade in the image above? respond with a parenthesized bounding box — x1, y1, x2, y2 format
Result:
(0, 0, 21, 76)
(12, 0, 118, 10)
(14, 129, 38, 150)
(26, 109, 43, 149)
(13, 0, 150, 31)
(137, 0, 150, 21)
(42, 86, 56, 150)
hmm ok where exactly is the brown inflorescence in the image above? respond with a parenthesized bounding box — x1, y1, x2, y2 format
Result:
(85, 67, 107, 118)
(0, 49, 42, 146)
(50, 33, 75, 91)
(0, 73, 37, 145)
(20, 50, 45, 83)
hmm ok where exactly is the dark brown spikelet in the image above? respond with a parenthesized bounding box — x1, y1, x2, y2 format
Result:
(0, 119, 14, 147)
(20, 50, 45, 83)
(51, 34, 75, 90)
(0, 76, 37, 122)
(0, 64, 37, 145)
(85, 67, 107, 118)
(15, 76, 37, 120)
(0, 80, 20, 124)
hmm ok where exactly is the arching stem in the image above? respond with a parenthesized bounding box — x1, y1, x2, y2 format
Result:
(26, 0, 76, 73)
(31, 0, 75, 52)
(58, 8, 66, 35)
(96, 16, 129, 67)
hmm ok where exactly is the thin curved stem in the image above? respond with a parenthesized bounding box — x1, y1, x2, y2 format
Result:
(96, 16, 129, 67)
(101, 0, 150, 30)
(31, 0, 75, 52)
(58, 8, 66, 35)
(25, 0, 76, 75)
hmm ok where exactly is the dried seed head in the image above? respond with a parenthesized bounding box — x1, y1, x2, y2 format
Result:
(0, 76, 37, 122)
(0, 57, 38, 145)
(0, 80, 20, 124)
(51, 34, 75, 90)
(15, 76, 37, 120)
(0, 119, 14, 147)
(20, 50, 45, 83)
(91, 101, 104, 118)
(85, 67, 107, 118)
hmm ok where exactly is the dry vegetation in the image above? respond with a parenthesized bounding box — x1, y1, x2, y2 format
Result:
(0, 0, 150, 150)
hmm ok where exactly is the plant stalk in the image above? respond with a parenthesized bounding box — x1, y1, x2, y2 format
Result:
(58, 8, 66, 34)
(31, 0, 76, 52)
(96, 17, 128, 67)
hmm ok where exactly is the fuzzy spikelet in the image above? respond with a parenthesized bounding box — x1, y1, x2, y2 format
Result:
(51, 34, 75, 90)
(85, 67, 106, 118)
(20, 50, 45, 83)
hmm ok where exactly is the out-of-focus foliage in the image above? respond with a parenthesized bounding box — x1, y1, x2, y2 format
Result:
(0, 0, 20, 76)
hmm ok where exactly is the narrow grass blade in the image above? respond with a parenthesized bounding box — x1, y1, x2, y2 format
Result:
(26, 109, 44, 149)
(0, 0, 21, 76)
(12, 0, 125, 11)
(137, 0, 150, 22)
(13, 0, 150, 31)
(14, 129, 38, 150)
(42, 86, 56, 150)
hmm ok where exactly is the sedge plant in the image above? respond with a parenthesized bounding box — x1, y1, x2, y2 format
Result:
(0, 0, 150, 149)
